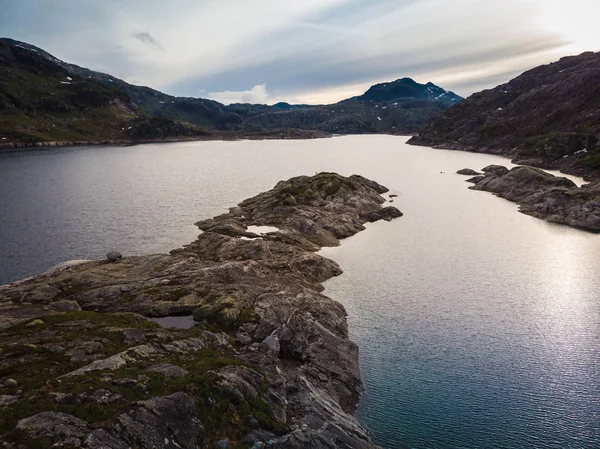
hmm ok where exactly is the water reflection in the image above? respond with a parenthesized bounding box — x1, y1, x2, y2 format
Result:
(1, 136, 599, 448)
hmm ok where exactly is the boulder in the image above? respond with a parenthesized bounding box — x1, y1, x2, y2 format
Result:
(259, 335, 280, 356)
(0, 394, 18, 407)
(116, 393, 205, 448)
(16, 411, 90, 441)
(361, 206, 403, 222)
(106, 251, 123, 262)
(481, 165, 510, 176)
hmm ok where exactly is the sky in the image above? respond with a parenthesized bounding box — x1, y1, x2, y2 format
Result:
(1, 0, 599, 105)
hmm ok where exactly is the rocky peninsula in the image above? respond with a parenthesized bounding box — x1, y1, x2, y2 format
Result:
(0, 173, 402, 448)
(459, 165, 600, 232)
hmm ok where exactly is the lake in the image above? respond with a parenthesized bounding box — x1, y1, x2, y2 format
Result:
(1, 135, 599, 448)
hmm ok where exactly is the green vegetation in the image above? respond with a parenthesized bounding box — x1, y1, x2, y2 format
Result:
(0, 311, 159, 390)
(0, 59, 137, 142)
(578, 154, 600, 170)
(193, 295, 258, 331)
(0, 310, 282, 447)
(277, 172, 358, 205)
(0, 42, 207, 143)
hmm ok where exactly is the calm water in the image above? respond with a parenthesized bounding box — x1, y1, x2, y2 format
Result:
(1, 136, 599, 448)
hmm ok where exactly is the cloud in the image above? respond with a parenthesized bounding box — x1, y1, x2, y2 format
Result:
(1, 0, 599, 104)
(132, 31, 163, 51)
(207, 84, 270, 105)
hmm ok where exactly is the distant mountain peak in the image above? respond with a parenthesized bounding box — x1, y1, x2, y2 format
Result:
(352, 78, 462, 105)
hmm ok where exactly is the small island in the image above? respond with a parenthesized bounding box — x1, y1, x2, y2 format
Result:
(0, 173, 402, 448)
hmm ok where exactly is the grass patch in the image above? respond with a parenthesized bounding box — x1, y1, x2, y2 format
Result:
(1, 346, 285, 446)
(578, 154, 600, 170)
(276, 172, 357, 206)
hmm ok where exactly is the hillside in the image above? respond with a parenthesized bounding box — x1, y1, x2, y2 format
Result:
(0, 38, 462, 144)
(409, 51, 600, 179)
(0, 39, 207, 143)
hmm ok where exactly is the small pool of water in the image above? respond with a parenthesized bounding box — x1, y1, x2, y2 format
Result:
(246, 225, 279, 235)
(150, 315, 197, 329)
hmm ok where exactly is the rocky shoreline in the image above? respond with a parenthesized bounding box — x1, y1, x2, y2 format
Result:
(409, 135, 600, 182)
(0, 173, 402, 448)
(458, 165, 600, 232)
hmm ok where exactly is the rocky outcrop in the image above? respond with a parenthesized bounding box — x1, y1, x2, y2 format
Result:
(15, 393, 205, 449)
(409, 51, 600, 181)
(456, 168, 481, 176)
(0, 172, 402, 448)
(465, 165, 600, 232)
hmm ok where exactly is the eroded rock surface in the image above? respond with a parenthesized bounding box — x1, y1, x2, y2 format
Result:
(466, 165, 600, 232)
(0, 172, 402, 448)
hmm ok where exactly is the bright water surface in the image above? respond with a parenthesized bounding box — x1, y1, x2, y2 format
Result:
(1, 136, 599, 448)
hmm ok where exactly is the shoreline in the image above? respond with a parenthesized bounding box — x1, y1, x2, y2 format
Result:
(0, 129, 336, 152)
(0, 131, 421, 153)
(407, 135, 600, 183)
(0, 172, 401, 448)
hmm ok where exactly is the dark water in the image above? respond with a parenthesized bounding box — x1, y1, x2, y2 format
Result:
(1, 136, 599, 448)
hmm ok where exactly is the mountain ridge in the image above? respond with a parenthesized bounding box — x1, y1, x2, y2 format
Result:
(0, 37, 462, 144)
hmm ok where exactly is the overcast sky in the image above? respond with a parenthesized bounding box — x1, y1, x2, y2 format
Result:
(2, 0, 599, 104)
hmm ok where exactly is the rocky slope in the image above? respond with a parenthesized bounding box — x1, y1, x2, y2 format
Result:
(409, 51, 600, 181)
(0, 38, 461, 144)
(0, 172, 402, 448)
(458, 165, 600, 232)
(0, 39, 210, 143)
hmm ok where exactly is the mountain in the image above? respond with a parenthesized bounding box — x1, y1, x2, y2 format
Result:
(0, 38, 462, 144)
(241, 79, 462, 134)
(409, 51, 600, 179)
(351, 78, 462, 106)
(0, 38, 241, 134)
(0, 39, 207, 143)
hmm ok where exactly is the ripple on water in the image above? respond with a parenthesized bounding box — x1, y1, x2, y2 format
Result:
(1, 136, 599, 448)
